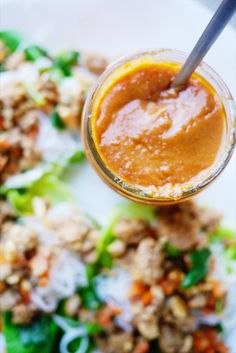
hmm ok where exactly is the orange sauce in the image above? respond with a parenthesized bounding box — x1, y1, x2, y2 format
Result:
(91, 62, 226, 194)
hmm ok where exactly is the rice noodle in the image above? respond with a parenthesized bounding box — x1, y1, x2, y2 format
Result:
(0, 65, 38, 86)
(4, 164, 50, 189)
(95, 268, 133, 332)
(60, 333, 88, 353)
(37, 114, 81, 163)
(31, 250, 87, 312)
(0, 333, 6, 353)
(53, 315, 75, 332)
(53, 315, 88, 353)
(47, 203, 80, 223)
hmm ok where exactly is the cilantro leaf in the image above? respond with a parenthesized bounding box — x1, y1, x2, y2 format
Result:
(182, 248, 211, 288)
(51, 110, 66, 130)
(24, 45, 48, 61)
(0, 31, 22, 52)
(53, 50, 79, 76)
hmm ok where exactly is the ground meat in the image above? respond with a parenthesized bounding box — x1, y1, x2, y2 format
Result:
(0, 134, 41, 183)
(159, 324, 193, 353)
(133, 305, 159, 340)
(188, 294, 208, 309)
(117, 248, 136, 270)
(198, 207, 221, 233)
(162, 310, 196, 333)
(114, 219, 150, 245)
(52, 212, 99, 264)
(0, 289, 19, 311)
(64, 294, 81, 317)
(0, 79, 41, 182)
(1, 223, 38, 260)
(77, 308, 94, 323)
(96, 332, 135, 353)
(158, 201, 202, 250)
(84, 53, 108, 75)
(0, 82, 28, 122)
(17, 109, 39, 131)
(133, 238, 164, 285)
(12, 303, 36, 325)
(4, 52, 25, 70)
(0, 264, 12, 282)
(0, 201, 16, 228)
(38, 79, 58, 114)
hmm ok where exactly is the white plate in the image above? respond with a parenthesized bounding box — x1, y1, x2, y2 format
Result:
(1, 0, 236, 225)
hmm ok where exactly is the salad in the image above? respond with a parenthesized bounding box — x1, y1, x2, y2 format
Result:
(0, 197, 236, 353)
(0, 30, 107, 184)
(1, 31, 236, 353)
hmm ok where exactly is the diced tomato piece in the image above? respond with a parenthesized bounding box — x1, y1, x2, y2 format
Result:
(141, 290, 153, 306)
(129, 281, 148, 299)
(134, 341, 150, 353)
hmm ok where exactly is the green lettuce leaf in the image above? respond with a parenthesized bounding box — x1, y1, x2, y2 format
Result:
(68, 150, 85, 164)
(51, 110, 66, 130)
(2, 312, 59, 353)
(209, 227, 236, 243)
(111, 202, 157, 223)
(4, 171, 72, 215)
(209, 227, 236, 261)
(24, 45, 48, 61)
(53, 50, 80, 76)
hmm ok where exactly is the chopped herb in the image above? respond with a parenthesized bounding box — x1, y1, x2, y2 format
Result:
(51, 110, 65, 130)
(24, 45, 48, 61)
(0, 31, 22, 52)
(182, 248, 211, 288)
(68, 150, 85, 164)
(164, 243, 183, 257)
(53, 50, 79, 76)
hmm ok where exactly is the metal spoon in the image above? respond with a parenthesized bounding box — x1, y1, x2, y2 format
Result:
(171, 0, 236, 89)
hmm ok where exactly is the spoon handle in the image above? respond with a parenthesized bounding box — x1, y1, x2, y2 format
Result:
(171, 0, 236, 88)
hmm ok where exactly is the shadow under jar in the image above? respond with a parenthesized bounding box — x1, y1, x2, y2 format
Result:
(81, 50, 236, 205)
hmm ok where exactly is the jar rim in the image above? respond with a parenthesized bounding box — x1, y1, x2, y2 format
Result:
(81, 49, 236, 204)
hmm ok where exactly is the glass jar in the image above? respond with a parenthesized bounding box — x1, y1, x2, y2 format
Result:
(81, 49, 236, 205)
